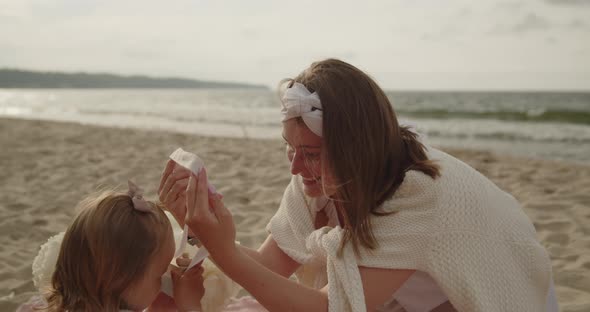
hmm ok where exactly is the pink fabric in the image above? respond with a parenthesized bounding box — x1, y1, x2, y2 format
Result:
(17, 294, 268, 312)
(224, 296, 268, 312)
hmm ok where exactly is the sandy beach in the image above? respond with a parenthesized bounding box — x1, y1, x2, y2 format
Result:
(1, 117, 589, 312)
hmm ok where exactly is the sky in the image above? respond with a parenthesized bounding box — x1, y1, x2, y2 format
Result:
(0, 0, 589, 90)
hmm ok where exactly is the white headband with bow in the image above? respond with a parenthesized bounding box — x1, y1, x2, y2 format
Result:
(281, 82, 323, 137)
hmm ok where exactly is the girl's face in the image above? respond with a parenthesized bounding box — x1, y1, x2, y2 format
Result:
(122, 227, 175, 310)
(282, 119, 336, 197)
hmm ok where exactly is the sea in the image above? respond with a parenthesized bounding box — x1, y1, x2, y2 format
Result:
(1, 89, 589, 164)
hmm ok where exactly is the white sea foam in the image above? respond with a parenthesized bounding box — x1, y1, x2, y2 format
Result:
(1, 89, 588, 163)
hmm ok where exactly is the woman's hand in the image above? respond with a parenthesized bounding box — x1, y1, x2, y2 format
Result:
(171, 264, 205, 312)
(159, 160, 191, 227)
(185, 169, 237, 266)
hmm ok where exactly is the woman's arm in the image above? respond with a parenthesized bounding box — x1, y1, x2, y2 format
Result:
(219, 247, 328, 311)
(359, 266, 415, 311)
(220, 247, 414, 312)
(185, 170, 415, 311)
(238, 235, 300, 278)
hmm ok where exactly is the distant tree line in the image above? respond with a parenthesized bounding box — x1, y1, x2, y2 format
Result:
(0, 69, 268, 89)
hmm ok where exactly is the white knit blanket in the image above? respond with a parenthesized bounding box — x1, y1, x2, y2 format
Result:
(267, 147, 552, 312)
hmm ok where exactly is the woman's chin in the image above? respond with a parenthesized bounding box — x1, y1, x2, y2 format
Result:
(303, 184, 323, 198)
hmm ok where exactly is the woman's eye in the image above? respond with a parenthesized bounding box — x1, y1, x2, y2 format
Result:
(285, 144, 295, 158)
(305, 153, 319, 159)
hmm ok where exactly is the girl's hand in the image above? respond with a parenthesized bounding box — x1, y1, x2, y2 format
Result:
(158, 160, 190, 226)
(171, 265, 205, 312)
(148, 292, 177, 312)
(185, 169, 237, 265)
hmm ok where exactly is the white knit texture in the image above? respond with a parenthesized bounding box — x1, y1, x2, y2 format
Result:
(267, 147, 552, 312)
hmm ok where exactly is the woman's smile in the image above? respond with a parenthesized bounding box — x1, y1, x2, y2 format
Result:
(302, 177, 320, 186)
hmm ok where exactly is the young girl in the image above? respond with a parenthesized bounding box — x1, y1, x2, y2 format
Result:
(35, 181, 204, 312)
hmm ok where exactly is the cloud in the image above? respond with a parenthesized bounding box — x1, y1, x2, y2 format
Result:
(494, 1, 526, 10)
(568, 18, 590, 29)
(544, 36, 558, 44)
(490, 13, 553, 34)
(0, 0, 588, 90)
(0, 1, 30, 19)
(512, 13, 552, 32)
(122, 49, 164, 61)
(543, 0, 590, 6)
(240, 28, 260, 40)
(456, 7, 472, 17)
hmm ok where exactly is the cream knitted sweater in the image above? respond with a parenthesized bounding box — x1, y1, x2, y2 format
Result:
(267, 147, 552, 312)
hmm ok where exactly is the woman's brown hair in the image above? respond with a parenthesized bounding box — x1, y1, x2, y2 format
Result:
(285, 59, 440, 255)
(44, 191, 171, 312)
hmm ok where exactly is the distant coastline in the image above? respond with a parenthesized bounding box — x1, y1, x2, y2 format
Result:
(0, 69, 268, 89)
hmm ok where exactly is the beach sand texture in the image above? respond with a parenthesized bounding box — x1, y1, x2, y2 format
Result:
(1, 118, 588, 312)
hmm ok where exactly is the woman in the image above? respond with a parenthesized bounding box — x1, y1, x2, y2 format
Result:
(160, 59, 558, 311)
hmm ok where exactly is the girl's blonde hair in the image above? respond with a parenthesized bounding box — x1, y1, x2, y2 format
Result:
(44, 191, 171, 312)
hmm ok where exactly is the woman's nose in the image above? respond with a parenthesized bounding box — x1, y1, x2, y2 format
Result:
(290, 151, 304, 176)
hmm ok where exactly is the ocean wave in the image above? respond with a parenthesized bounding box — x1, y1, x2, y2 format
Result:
(410, 118, 590, 144)
(397, 109, 590, 125)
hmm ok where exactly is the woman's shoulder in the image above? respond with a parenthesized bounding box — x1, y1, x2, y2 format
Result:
(377, 146, 529, 233)
(391, 146, 515, 207)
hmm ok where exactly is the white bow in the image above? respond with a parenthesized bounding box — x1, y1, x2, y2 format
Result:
(281, 82, 323, 137)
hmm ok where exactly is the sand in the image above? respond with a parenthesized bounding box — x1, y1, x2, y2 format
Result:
(0, 117, 588, 312)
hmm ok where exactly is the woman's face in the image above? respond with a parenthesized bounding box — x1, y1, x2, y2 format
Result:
(282, 119, 336, 197)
